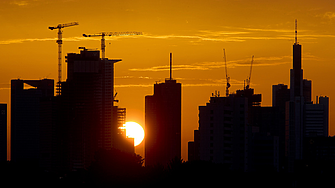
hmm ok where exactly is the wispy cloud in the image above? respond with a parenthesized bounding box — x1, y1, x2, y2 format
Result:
(323, 12, 335, 20)
(0, 36, 98, 45)
(10, 1, 29, 6)
(114, 77, 245, 88)
(2, 26, 334, 46)
(129, 56, 291, 72)
(0, 83, 10, 90)
(0, 34, 144, 45)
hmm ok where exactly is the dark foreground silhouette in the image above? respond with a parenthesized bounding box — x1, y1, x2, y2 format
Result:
(1, 149, 335, 187)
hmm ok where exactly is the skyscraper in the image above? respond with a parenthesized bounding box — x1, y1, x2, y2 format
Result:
(304, 96, 329, 138)
(59, 47, 124, 170)
(145, 53, 181, 167)
(286, 21, 329, 172)
(287, 21, 305, 171)
(11, 79, 54, 164)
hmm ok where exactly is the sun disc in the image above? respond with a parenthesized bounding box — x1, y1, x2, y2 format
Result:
(123, 122, 145, 146)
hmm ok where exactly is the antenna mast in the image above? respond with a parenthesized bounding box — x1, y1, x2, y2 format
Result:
(170, 53, 172, 80)
(295, 19, 298, 44)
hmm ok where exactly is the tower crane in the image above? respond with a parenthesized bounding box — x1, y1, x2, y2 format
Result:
(83, 31, 142, 59)
(245, 55, 254, 89)
(48, 22, 79, 95)
(223, 49, 230, 97)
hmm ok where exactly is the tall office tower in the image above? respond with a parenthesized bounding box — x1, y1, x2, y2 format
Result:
(59, 48, 122, 170)
(198, 94, 248, 171)
(145, 53, 181, 167)
(0, 104, 7, 161)
(271, 84, 290, 171)
(11, 79, 54, 164)
(193, 88, 275, 172)
(272, 84, 290, 108)
(303, 79, 312, 103)
(304, 96, 329, 137)
(287, 20, 305, 172)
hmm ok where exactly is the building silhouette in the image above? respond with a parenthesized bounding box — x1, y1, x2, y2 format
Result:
(145, 53, 181, 167)
(58, 47, 132, 171)
(11, 79, 55, 166)
(188, 21, 329, 173)
(285, 28, 329, 172)
(188, 88, 280, 172)
(9, 48, 134, 173)
(0, 104, 7, 161)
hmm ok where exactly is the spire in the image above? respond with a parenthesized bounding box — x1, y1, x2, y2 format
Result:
(295, 19, 298, 45)
(170, 53, 172, 80)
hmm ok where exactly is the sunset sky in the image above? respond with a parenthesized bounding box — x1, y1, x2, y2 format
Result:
(1, 0, 335, 160)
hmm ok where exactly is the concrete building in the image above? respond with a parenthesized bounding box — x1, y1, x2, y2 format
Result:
(145, 79, 181, 167)
(11, 79, 54, 165)
(59, 48, 125, 171)
(145, 54, 181, 167)
(285, 23, 329, 172)
(188, 88, 281, 172)
(197, 94, 248, 171)
(304, 96, 329, 138)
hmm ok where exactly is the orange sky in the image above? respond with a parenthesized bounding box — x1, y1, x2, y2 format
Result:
(1, 0, 335, 160)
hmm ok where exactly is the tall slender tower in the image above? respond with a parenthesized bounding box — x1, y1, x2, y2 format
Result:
(291, 19, 303, 99)
(145, 53, 181, 167)
(288, 19, 305, 172)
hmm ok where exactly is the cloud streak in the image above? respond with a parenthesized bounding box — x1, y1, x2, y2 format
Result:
(129, 56, 291, 72)
(114, 77, 245, 88)
(2, 25, 335, 45)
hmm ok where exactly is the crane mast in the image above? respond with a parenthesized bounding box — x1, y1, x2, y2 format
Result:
(223, 49, 230, 97)
(246, 55, 254, 89)
(83, 31, 142, 59)
(49, 22, 79, 95)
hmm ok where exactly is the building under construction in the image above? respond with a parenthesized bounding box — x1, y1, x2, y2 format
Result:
(57, 48, 132, 171)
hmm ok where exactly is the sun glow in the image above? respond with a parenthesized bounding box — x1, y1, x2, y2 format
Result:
(123, 122, 145, 146)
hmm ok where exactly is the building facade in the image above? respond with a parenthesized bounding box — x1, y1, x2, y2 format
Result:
(11, 79, 55, 165)
(59, 48, 124, 170)
(145, 79, 181, 167)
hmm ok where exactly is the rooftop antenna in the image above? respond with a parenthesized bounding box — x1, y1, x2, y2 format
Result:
(295, 19, 298, 45)
(170, 53, 172, 80)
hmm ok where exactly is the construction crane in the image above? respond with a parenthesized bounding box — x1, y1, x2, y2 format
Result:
(82, 31, 142, 59)
(223, 49, 230, 97)
(245, 55, 254, 89)
(49, 22, 79, 95)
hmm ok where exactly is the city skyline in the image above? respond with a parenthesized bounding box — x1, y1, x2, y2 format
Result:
(0, 0, 335, 160)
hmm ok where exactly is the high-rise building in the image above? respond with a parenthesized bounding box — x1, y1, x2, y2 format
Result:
(188, 88, 280, 172)
(304, 96, 329, 137)
(145, 53, 181, 167)
(0, 104, 7, 161)
(59, 47, 124, 170)
(287, 25, 305, 171)
(272, 84, 290, 108)
(11, 79, 54, 164)
(286, 21, 329, 172)
(197, 94, 248, 170)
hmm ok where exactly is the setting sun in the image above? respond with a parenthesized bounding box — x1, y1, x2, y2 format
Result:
(123, 122, 145, 147)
